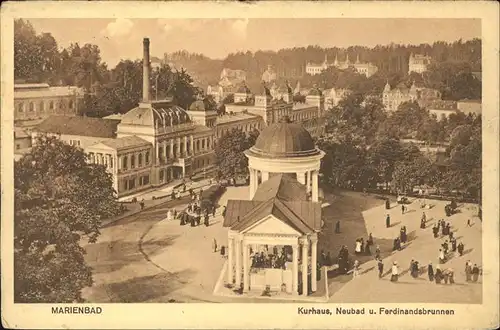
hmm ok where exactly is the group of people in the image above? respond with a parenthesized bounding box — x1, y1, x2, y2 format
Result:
(354, 233, 375, 256)
(465, 260, 481, 282)
(428, 263, 455, 284)
(251, 246, 289, 270)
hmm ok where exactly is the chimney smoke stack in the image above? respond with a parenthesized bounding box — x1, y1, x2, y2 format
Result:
(143, 38, 150, 103)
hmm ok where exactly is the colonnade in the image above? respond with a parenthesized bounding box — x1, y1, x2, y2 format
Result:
(226, 234, 318, 295)
(248, 168, 319, 202)
(155, 135, 214, 162)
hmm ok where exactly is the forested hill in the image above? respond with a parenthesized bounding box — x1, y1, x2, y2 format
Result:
(165, 39, 481, 86)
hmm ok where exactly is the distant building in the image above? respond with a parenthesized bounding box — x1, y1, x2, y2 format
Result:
(14, 83, 84, 123)
(306, 54, 378, 78)
(262, 65, 277, 84)
(207, 68, 247, 103)
(408, 53, 431, 74)
(427, 100, 458, 120)
(457, 99, 481, 116)
(382, 81, 441, 111)
(224, 81, 325, 137)
(324, 88, 351, 108)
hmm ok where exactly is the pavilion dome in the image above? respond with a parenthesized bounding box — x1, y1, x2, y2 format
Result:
(308, 85, 323, 96)
(248, 116, 320, 158)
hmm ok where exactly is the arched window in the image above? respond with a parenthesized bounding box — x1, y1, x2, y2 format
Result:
(29, 102, 34, 112)
(130, 154, 136, 168)
(59, 100, 64, 109)
(18, 103, 24, 113)
(39, 101, 45, 112)
(145, 151, 150, 164)
(49, 101, 54, 110)
(122, 156, 128, 169)
(202, 139, 205, 149)
(69, 100, 74, 109)
(138, 153, 143, 167)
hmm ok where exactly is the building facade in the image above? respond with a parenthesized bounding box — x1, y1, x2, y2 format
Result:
(306, 54, 378, 78)
(207, 68, 247, 103)
(408, 53, 431, 74)
(324, 88, 351, 108)
(382, 81, 441, 111)
(14, 83, 84, 123)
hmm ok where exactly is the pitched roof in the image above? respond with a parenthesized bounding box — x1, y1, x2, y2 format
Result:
(223, 174, 321, 234)
(98, 136, 151, 150)
(34, 115, 120, 138)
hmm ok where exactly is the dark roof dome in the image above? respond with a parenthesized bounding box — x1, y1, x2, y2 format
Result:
(237, 83, 251, 94)
(308, 85, 323, 96)
(189, 99, 206, 111)
(247, 116, 320, 158)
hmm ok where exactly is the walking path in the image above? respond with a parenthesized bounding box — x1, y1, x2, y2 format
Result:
(328, 198, 482, 303)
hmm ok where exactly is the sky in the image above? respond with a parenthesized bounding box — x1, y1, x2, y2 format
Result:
(28, 18, 481, 68)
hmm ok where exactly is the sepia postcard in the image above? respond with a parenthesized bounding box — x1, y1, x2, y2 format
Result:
(1, 1, 499, 329)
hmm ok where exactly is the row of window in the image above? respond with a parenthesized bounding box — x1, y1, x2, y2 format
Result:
(122, 175, 150, 191)
(69, 140, 81, 147)
(121, 151, 151, 170)
(17, 99, 75, 113)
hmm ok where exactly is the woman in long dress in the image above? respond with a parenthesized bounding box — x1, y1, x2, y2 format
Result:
(428, 262, 434, 281)
(355, 240, 362, 254)
(439, 249, 445, 264)
(391, 262, 399, 282)
(435, 265, 443, 284)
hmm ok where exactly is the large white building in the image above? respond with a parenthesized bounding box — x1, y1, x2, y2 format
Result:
(408, 53, 431, 74)
(382, 81, 441, 111)
(306, 54, 379, 78)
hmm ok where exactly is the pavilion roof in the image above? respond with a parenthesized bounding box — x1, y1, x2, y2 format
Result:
(223, 174, 322, 234)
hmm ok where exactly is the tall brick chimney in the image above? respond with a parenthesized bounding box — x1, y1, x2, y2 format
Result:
(142, 38, 150, 103)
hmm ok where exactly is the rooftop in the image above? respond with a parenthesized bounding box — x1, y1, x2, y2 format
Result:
(223, 174, 322, 234)
(15, 85, 84, 99)
(216, 112, 260, 124)
(246, 117, 320, 159)
(96, 135, 151, 150)
(34, 115, 120, 138)
(119, 101, 191, 127)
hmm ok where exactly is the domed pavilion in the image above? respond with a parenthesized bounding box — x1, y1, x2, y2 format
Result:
(244, 116, 325, 202)
(222, 116, 325, 297)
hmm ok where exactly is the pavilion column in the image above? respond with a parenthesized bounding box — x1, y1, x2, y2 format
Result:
(311, 235, 318, 292)
(249, 168, 256, 200)
(307, 171, 312, 195)
(227, 237, 234, 284)
(297, 171, 306, 185)
(183, 136, 188, 157)
(177, 137, 181, 157)
(261, 171, 269, 182)
(190, 135, 194, 155)
(312, 170, 319, 202)
(292, 244, 299, 295)
(169, 139, 174, 158)
(235, 237, 241, 288)
(301, 239, 309, 296)
(243, 242, 250, 292)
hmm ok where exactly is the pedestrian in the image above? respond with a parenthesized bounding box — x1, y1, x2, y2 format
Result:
(204, 213, 210, 226)
(433, 225, 439, 238)
(457, 242, 464, 256)
(220, 245, 226, 258)
(467, 218, 472, 227)
(140, 199, 145, 210)
(335, 220, 341, 233)
(377, 258, 384, 278)
(420, 218, 426, 229)
(435, 265, 443, 284)
(472, 264, 480, 282)
(451, 238, 457, 252)
(365, 240, 371, 255)
(428, 262, 434, 281)
(443, 269, 449, 284)
(442, 241, 449, 255)
(465, 261, 472, 282)
(439, 249, 445, 264)
(375, 245, 381, 260)
(213, 238, 218, 252)
(448, 231, 454, 241)
(212, 206, 216, 217)
(448, 268, 455, 284)
(422, 212, 427, 223)
(360, 238, 365, 254)
(386, 214, 391, 228)
(391, 262, 399, 282)
(352, 260, 360, 278)
(355, 239, 362, 255)
(401, 204, 405, 214)
(385, 199, 390, 210)
(367, 233, 374, 247)
(411, 260, 419, 278)
(222, 206, 227, 217)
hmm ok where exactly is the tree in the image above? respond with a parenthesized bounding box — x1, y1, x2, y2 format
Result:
(214, 129, 253, 180)
(14, 136, 121, 302)
(392, 156, 433, 194)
